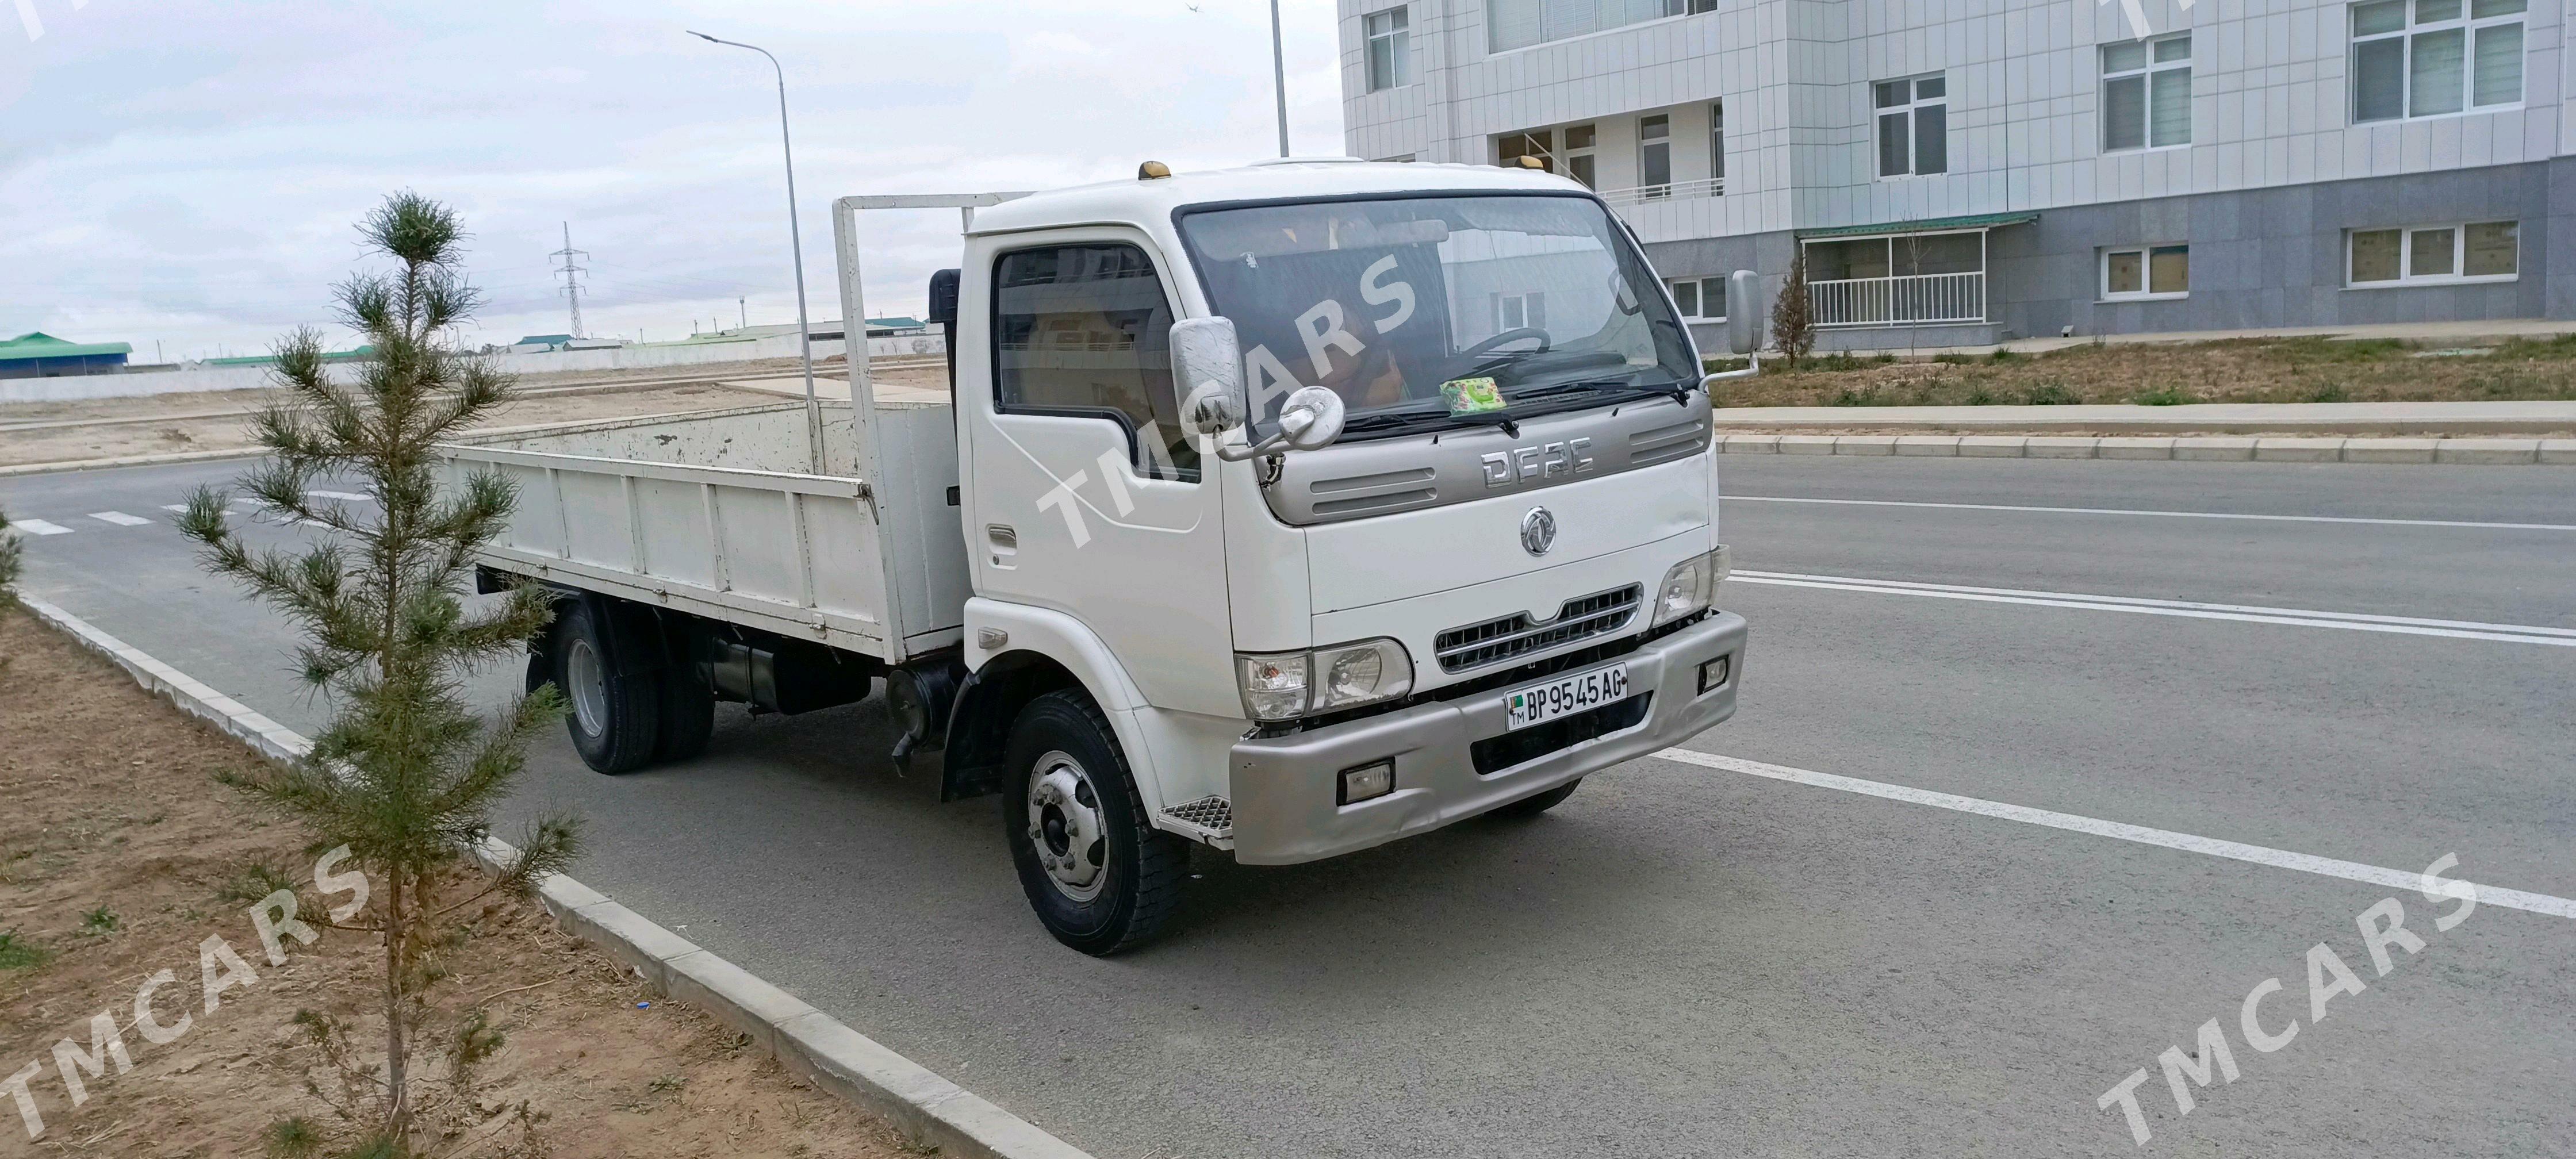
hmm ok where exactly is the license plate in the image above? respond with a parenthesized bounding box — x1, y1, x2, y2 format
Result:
(1506, 665, 1631, 731)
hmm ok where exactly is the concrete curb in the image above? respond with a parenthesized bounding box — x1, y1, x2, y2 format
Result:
(1715, 432, 2576, 465)
(13, 596, 1095, 1159)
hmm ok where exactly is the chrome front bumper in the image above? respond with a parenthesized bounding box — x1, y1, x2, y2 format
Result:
(1226, 611, 1749, 865)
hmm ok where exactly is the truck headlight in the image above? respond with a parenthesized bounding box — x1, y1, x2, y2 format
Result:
(1312, 638, 1413, 712)
(1236, 638, 1414, 721)
(1652, 545, 1731, 626)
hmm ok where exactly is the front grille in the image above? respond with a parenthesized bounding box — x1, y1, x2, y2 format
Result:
(1470, 693, 1653, 775)
(1435, 585, 1641, 673)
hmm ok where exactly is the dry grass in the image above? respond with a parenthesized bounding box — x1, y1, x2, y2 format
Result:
(0, 608, 919, 1158)
(1704, 334, 2576, 409)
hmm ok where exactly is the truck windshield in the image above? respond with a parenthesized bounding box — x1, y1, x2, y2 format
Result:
(1176, 193, 1697, 436)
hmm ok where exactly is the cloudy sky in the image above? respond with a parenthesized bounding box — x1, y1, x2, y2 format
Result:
(0, 0, 1350, 361)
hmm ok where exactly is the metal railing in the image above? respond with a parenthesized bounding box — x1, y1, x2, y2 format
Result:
(1807, 271, 1986, 328)
(1596, 176, 1724, 206)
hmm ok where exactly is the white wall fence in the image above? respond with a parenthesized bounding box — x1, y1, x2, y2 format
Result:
(1810, 273, 1988, 329)
(1, 331, 945, 405)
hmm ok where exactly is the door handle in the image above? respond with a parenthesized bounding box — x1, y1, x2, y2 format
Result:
(987, 524, 1017, 567)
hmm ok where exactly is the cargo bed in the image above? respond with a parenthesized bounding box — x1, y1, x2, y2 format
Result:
(440, 396, 969, 663)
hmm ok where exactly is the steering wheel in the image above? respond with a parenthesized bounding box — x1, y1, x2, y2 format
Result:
(1442, 327, 1553, 385)
(1462, 327, 1551, 362)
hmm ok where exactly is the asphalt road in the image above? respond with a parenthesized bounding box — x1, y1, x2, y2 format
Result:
(5, 455, 2573, 1157)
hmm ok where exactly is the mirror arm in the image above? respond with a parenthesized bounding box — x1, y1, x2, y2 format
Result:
(1217, 431, 1291, 462)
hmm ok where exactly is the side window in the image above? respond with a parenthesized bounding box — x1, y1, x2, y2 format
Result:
(991, 243, 1198, 482)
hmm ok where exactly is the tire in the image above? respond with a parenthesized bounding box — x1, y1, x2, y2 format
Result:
(553, 598, 661, 774)
(1489, 778, 1582, 819)
(1002, 690, 1188, 955)
(652, 659, 715, 763)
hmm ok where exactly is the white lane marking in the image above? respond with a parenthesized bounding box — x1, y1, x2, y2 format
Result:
(1724, 494, 2576, 534)
(1653, 747, 2576, 921)
(88, 511, 151, 526)
(8, 518, 73, 536)
(307, 490, 373, 502)
(1732, 569, 2576, 647)
(160, 504, 189, 513)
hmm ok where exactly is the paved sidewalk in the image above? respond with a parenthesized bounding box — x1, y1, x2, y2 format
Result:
(1709, 400, 2576, 436)
(1718, 432, 2576, 465)
(1885, 316, 2576, 359)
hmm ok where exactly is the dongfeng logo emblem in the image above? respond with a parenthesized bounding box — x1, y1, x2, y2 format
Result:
(1520, 506, 1557, 557)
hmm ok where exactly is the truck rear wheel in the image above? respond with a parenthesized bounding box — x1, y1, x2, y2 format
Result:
(554, 598, 661, 774)
(652, 659, 715, 763)
(1002, 690, 1187, 955)
(1489, 778, 1582, 818)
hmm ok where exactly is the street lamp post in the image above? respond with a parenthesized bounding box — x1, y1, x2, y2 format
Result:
(1269, 0, 1290, 157)
(689, 30, 825, 473)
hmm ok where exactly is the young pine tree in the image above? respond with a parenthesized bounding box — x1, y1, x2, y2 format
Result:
(1770, 250, 1816, 368)
(178, 191, 578, 1153)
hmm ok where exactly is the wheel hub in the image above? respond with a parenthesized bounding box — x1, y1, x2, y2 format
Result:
(1026, 752, 1106, 901)
(565, 637, 608, 736)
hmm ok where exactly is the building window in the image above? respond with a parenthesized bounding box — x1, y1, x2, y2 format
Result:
(992, 243, 1195, 481)
(1561, 123, 1597, 187)
(2351, 0, 2524, 124)
(2348, 221, 2518, 285)
(2103, 245, 2190, 299)
(2102, 34, 2191, 151)
(1709, 101, 1726, 189)
(1497, 129, 1554, 172)
(1875, 75, 1947, 177)
(1667, 277, 1725, 321)
(1364, 6, 1412, 92)
(1638, 114, 1672, 197)
(1497, 292, 1547, 331)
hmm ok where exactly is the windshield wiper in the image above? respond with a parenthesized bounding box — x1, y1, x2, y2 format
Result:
(1511, 377, 1692, 408)
(1339, 408, 1461, 435)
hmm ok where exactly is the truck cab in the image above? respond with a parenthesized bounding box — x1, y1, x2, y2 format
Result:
(934, 160, 1745, 949)
(453, 158, 1746, 955)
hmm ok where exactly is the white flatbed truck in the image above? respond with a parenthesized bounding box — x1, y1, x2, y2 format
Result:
(442, 159, 1752, 954)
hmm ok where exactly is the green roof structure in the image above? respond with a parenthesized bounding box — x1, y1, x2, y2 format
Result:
(0, 332, 133, 362)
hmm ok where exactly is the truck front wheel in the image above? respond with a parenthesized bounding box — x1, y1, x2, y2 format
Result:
(1002, 690, 1187, 955)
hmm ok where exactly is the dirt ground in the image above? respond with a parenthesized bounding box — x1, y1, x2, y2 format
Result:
(1705, 333, 2576, 409)
(0, 355, 956, 471)
(0, 607, 918, 1158)
(0, 383, 789, 471)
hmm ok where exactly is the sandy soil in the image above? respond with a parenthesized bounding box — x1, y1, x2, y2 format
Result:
(0, 384, 786, 470)
(0, 608, 918, 1158)
(1709, 333, 2576, 409)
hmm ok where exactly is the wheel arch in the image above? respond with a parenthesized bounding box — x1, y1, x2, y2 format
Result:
(941, 601, 1166, 808)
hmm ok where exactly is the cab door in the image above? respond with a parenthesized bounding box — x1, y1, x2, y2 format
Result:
(960, 229, 1238, 719)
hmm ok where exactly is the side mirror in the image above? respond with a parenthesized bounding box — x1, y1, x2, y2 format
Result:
(1726, 269, 1762, 356)
(1274, 385, 1346, 451)
(1170, 316, 1247, 440)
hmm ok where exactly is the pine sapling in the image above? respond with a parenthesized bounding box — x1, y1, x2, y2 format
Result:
(179, 191, 578, 1154)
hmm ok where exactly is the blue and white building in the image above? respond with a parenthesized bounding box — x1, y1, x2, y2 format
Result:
(1336, 0, 2573, 347)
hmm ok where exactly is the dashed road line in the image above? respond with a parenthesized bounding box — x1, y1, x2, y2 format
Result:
(1723, 494, 2576, 533)
(7, 518, 72, 536)
(88, 511, 151, 526)
(1731, 569, 2576, 647)
(1651, 747, 2576, 920)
